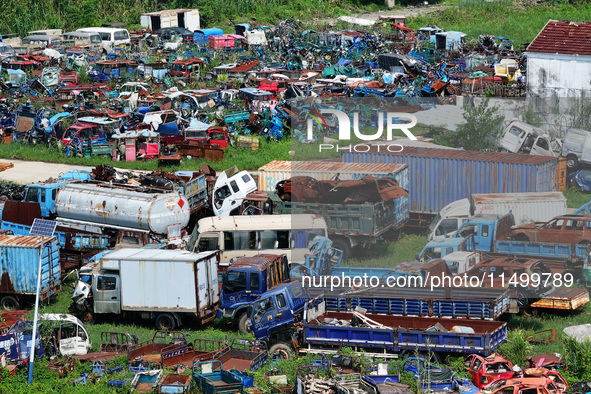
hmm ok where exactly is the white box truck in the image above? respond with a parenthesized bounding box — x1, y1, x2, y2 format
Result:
(428, 192, 567, 241)
(71, 249, 219, 330)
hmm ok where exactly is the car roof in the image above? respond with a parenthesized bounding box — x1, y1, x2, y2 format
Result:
(77, 27, 128, 33)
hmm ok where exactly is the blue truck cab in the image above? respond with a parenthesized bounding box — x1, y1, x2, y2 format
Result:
(23, 181, 65, 218)
(452, 213, 515, 252)
(219, 254, 290, 333)
(21, 170, 94, 219)
(249, 281, 308, 343)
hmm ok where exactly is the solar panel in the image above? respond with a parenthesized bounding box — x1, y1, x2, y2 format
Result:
(29, 219, 57, 237)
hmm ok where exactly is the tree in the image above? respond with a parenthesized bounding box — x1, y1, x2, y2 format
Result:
(434, 97, 504, 151)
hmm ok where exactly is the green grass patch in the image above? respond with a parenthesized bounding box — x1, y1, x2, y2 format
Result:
(505, 301, 591, 356)
(565, 186, 591, 209)
(343, 233, 428, 268)
(0, 139, 291, 177)
(408, 1, 591, 43)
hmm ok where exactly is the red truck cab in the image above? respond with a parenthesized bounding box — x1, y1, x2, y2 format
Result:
(61, 123, 105, 147)
(465, 354, 515, 389)
(207, 127, 230, 149)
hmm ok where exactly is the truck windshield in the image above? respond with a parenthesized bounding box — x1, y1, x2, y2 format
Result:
(447, 261, 459, 274)
(252, 297, 275, 324)
(288, 281, 307, 303)
(428, 214, 441, 233)
(224, 271, 247, 294)
(25, 187, 39, 203)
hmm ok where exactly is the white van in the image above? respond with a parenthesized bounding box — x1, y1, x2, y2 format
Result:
(193, 214, 328, 267)
(62, 31, 102, 52)
(76, 27, 130, 53)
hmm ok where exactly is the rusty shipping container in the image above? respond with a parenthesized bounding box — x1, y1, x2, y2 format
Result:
(0, 235, 61, 308)
(257, 160, 410, 228)
(342, 146, 565, 214)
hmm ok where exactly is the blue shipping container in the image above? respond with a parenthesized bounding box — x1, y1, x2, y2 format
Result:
(342, 146, 561, 214)
(0, 235, 61, 296)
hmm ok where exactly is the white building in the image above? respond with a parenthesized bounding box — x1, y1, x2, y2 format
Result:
(526, 20, 591, 98)
(140, 9, 200, 32)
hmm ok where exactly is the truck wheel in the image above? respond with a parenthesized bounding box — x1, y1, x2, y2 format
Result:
(80, 308, 96, 324)
(0, 296, 20, 310)
(517, 291, 529, 310)
(331, 238, 351, 261)
(155, 313, 176, 331)
(269, 342, 294, 360)
(567, 155, 579, 171)
(237, 313, 251, 334)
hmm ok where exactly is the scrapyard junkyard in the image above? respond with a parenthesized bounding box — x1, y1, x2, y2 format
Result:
(0, 2, 590, 393)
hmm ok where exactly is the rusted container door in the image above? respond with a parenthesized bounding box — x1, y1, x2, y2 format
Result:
(125, 138, 135, 162)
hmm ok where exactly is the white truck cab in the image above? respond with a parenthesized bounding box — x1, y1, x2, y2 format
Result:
(428, 198, 471, 241)
(38, 314, 91, 356)
(497, 120, 561, 157)
(212, 167, 258, 216)
(441, 251, 480, 275)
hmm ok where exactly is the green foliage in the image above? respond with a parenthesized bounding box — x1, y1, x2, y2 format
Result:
(77, 68, 91, 85)
(0, 0, 384, 36)
(565, 186, 591, 208)
(562, 336, 591, 381)
(433, 97, 503, 151)
(444, 356, 469, 379)
(521, 104, 543, 128)
(498, 329, 534, 367)
(401, 370, 420, 393)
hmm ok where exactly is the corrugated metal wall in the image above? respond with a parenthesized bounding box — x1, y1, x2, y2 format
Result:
(342, 148, 559, 214)
(0, 236, 60, 293)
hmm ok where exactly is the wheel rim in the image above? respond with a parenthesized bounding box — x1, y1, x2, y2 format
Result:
(159, 317, 173, 330)
(517, 293, 528, 309)
(81, 310, 94, 323)
(273, 349, 291, 360)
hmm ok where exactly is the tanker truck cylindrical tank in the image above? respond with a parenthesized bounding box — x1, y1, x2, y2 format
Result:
(55, 184, 191, 234)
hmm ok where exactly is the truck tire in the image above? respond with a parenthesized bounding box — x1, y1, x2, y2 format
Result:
(331, 238, 351, 261)
(80, 308, 96, 324)
(517, 291, 529, 310)
(269, 342, 294, 360)
(237, 313, 251, 334)
(567, 155, 579, 171)
(155, 313, 177, 331)
(0, 296, 20, 310)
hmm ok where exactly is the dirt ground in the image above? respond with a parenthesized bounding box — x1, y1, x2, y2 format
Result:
(313, 3, 448, 25)
(0, 159, 93, 184)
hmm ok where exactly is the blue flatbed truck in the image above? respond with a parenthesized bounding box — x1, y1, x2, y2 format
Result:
(308, 286, 511, 320)
(249, 281, 508, 360)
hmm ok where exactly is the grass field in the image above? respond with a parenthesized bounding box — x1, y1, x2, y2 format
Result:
(408, 0, 591, 43)
(0, 139, 291, 173)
